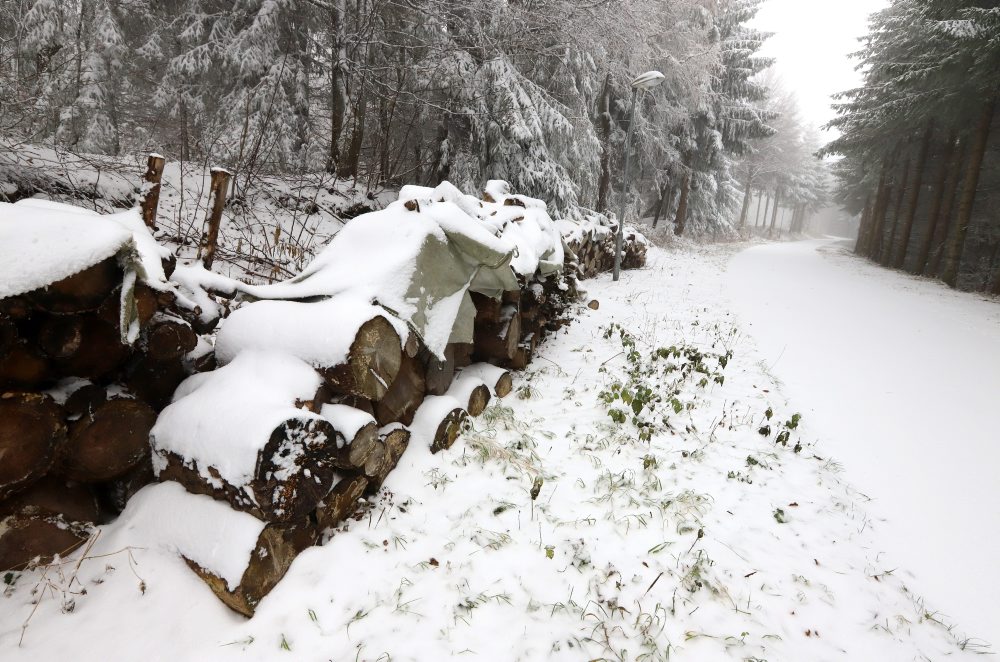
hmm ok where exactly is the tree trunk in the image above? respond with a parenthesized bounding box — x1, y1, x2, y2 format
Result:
(673, 170, 691, 236)
(596, 74, 613, 212)
(930, 138, 967, 277)
(915, 132, 957, 275)
(760, 192, 771, 230)
(894, 124, 934, 269)
(881, 156, 912, 266)
(652, 181, 672, 229)
(855, 197, 873, 253)
(738, 175, 753, 228)
(768, 189, 780, 235)
(326, 0, 348, 173)
(201, 168, 230, 270)
(140, 154, 165, 230)
(942, 96, 997, 287)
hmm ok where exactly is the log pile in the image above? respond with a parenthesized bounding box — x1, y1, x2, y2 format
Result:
(0, 238, 201, 573)
(562, 215, 648, 280)
(1, 176, 647, 616)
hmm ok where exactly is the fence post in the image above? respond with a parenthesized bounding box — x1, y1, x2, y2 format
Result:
(201, 167, 231, 270)
(140, 153, 166, 230)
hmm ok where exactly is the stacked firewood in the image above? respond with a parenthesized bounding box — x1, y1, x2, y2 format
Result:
(0, 177, 647, 617)
(563, 217, 648, 280)
(148, 324, 516, 616)
(0, 251, 202, 572)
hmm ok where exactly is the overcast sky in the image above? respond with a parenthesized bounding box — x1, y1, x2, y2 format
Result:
(751, 0, 888, 133)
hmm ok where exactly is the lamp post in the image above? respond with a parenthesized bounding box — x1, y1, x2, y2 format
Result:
(613, 70, 665, 282)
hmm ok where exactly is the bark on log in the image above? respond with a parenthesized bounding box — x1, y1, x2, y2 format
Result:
(155, 416, 339, 522)
(315, 474, 368, 531)
(374, 351, 425, 426)
(0, 392, 66, 500)
(60, 398, 157, 482)
(425, 344, 457, 396)
(26, 256, 122, 314)
(185, 518, 316, 617)
(0, 513, 92, 572)
(474, 305, 521, 362)
(321, 315, 402, 401)
(97, 457, 155, 515)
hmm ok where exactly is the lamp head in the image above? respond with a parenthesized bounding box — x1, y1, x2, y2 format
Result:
(631, 71, 665, 90)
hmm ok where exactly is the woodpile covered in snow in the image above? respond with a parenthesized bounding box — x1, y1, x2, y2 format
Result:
(0, 180, 647, 616)
(0, 201, 208, 572)
(560, 214, 649, 280)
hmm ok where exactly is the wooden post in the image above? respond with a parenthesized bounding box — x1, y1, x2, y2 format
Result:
(201, 168, 231, 270)
(140, 153, 165, 230)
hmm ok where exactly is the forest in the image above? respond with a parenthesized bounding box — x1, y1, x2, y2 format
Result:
(0, 0, 828, 240)
(826, 1, 1000, 293)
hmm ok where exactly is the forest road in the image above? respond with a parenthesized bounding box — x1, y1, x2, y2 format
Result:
(725, 237, 1000, 649)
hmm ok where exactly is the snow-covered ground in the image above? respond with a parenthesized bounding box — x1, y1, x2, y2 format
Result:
(727, 237, 1000, 648)
(1, 243, 986, 660)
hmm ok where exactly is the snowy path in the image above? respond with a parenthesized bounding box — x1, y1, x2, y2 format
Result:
(727, 238, 1000, 647)
(1, 244, 983, 660)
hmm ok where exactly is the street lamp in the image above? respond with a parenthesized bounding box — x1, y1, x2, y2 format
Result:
(613, 70, 665, 282)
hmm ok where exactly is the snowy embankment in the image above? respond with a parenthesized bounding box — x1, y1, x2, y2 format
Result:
(727, 237, 1000, 648)
(1, 243, 979, 660)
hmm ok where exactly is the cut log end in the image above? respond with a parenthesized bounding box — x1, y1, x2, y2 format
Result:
(466, 384, 491, 417)
(322, 316, 402, 401)
(0, 391, 66, 500)
(430, 408, 468, 454)
(60, 398, 157, 483)
(185, 519, 316, 617)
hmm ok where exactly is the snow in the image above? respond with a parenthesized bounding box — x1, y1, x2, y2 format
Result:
(113, 482, 266, 592)
(214, 293, 404, 369)
(0, 200, 129, 298)
(445, 372, 488, 408)
(320, 404, 376, 447)
(459, 362, 510, 392)
(410, 394, 464, 448)
(0, 200, 172, 309)
(726, 237, 1000, 646)
(0, 241, 987, 660)
(150, 351, 325, 488)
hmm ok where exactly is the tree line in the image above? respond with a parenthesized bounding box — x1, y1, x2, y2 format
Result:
(0, 0, 829, 234)
(825, 0, 1000, 292)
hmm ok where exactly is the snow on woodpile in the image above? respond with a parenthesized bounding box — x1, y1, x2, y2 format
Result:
(558, 211, 648, 279)
(0, 200, 172, 301)
(0, 199, 223, 576)
(2, 179, 647, 617)
(150, 351, 337, 521)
